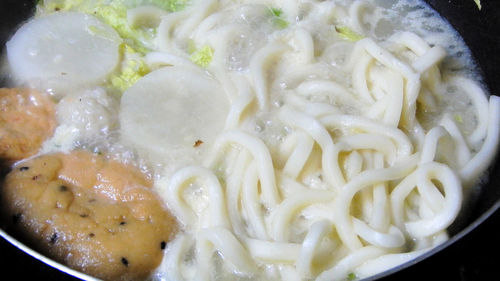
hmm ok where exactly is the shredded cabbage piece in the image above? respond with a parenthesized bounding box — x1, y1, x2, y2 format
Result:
(166, 0, 190, 12)
(96, 2, 149, 50)
(109, 44, 150, 93)
(190, 45, 214, 68)
(268, 7, 289, 29)
(335, 26, 364, 42)
(473, 0, 481, 10)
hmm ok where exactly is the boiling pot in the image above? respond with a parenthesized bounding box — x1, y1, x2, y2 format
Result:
(1, 0, 499, 280)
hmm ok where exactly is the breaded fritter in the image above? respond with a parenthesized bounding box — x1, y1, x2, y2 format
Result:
(1, 151, 178, 281)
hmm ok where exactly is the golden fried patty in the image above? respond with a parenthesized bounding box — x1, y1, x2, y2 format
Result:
(0, 88, 56, 162)
(1, 151, 178, 281)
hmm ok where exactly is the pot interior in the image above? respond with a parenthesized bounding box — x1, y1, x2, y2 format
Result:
(0, 0, 499, 280)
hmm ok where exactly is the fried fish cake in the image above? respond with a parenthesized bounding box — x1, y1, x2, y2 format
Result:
(0, 88, 56, 162)
(1, 151, 178, 281)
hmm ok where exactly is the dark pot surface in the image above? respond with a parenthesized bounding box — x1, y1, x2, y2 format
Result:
(1, 0, 499, 280)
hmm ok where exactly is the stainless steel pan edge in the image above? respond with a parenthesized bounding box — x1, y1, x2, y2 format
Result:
(0, 228, 100, 281)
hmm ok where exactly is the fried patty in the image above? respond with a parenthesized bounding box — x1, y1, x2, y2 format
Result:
(1, 151, 178, 281)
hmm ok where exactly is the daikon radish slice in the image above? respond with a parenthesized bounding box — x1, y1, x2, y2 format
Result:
(7, 12, 121, 93)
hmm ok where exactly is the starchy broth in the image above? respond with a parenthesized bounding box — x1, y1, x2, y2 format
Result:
(1, 0, 499, 281)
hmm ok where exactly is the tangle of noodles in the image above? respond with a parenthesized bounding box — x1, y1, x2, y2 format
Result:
(150, 1, 499, 280)
(9, 0, 500, 280)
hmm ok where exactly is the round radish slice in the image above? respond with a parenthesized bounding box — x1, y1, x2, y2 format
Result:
(120, 66, 229, 169)
(7, 12, 121, 92)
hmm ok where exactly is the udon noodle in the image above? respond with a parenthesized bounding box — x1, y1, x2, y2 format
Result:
(3, 0, 500, 280)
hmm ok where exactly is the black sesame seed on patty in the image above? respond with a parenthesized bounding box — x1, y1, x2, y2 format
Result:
(50, 233, 58, 244)
(19, 166, 29, 171)
(121, 257, 129, 267)
(160, 241, 166, 250)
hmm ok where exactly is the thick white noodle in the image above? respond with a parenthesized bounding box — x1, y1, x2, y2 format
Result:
(245, 238, 301, 263)
(319, 114, 414, 158)
(205, 131, 281, 207)
(448, 76, 490, 145)
(296, 220, 334, 278)
(249, 43, 290, 110)
(269, 189, 335, 242)
(242, 162, 269, 240)
(291, 28, 315, 64)
(164, 166, 230, 229)
(316, 246, 386, 281)
(460, 96, 500, 186)
(196, 227, 257, 280)
(391, 162, 462, 238)
(281, 131, 315, 179)
(333, 154, 419, 250)
(225, 149, 252, 237)
(368, 153, 391, 232)
(439, 114, 472, 168)
(279, 106, 346, 188)
(158, 235, 193, 281)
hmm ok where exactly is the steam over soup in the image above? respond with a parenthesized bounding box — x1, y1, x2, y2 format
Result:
(1, 0, 499, 281)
